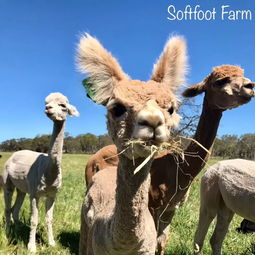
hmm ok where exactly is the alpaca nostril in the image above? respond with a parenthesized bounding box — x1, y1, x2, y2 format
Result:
(138, 118, 163, 129)
(137, 106, 165, 131)
(138, 120, 149, 126)
(46, 105, 53, 110)
(157, 120, 163, 126)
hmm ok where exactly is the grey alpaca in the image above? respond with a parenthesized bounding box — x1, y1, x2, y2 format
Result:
(2, 92, 79, 252)
(194, 159, 255, 255)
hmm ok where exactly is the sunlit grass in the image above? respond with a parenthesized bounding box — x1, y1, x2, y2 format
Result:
(0, 152, 255, 254)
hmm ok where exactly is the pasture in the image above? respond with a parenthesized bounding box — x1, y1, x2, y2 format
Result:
(0, 152, 254, 254)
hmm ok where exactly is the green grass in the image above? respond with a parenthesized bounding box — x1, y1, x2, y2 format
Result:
(0, 153, 255, 254)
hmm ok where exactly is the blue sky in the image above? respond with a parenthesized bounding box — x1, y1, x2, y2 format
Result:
(0, 0, 255, 142)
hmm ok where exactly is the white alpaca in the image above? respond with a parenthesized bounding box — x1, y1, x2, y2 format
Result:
(2, 92, 79, 252)
(194, 159, 255, 255)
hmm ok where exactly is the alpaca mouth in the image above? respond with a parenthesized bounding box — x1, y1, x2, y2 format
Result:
(45, 111, 55, 118)
(127, 139, 161, 148)
(241, 96, 252, 102)
(45, 110, 53, 116)
(238, 95, 252, 105)
(124, 139, 163, 158)
(45, 111, 64, 121)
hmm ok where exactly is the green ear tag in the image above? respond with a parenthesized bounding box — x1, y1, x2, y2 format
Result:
(82, 78, 96, 102)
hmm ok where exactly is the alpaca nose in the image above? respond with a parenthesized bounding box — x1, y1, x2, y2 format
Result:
(137, 111, 163, 129)
(133, 100, 168, 143)
(45, 104, 53, 110)
(137, 100, 164, 129)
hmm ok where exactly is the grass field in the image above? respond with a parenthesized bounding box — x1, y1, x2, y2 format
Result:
(0, 152, 255, 254)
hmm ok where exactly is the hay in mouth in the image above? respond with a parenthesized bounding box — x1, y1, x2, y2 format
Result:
(104, 137, 210, 175)
(124, 139, 185, 175)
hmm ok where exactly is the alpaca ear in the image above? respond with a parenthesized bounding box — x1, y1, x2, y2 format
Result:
(67, 104, 79, 117)
(182, 81, 206, 98)
(151, 36, 188, 91)
(77, 33, 129, 105)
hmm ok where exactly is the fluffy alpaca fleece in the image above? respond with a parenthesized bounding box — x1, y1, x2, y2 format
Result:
(205, 65, 244, 81)
(151, 35, 188, 90)
(194, 159, 255, 255)
(2, 92, 79, 253)
(77, 33, 187, 255)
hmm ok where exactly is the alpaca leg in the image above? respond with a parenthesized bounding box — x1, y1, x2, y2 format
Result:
(4, 177, 14, 235)
(157, 224, 170, 255)
(45, 196, 56, 246)
(28, 196, 39, 253)
(210, 206, 234, 255)
(12, 189, 26, 224)
(194, 207, 216, 255)
(156, 209, 175, 255)
(79, 205, 88, 255)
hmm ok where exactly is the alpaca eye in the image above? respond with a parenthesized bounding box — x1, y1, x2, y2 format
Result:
(214, 77, 230, 87)
(59, 104, 66, 108)
(111, 103, 127, 118)
(168, 107, 174, 115)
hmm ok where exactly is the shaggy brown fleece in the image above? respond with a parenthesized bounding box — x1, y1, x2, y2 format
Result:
(205, 65, 244, 82)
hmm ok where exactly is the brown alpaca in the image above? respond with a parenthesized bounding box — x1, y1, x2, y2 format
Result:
(85, 65, 255, 254)
(77, 33, 187, 255)
(150, 65, 254, 254)
(85, 145, 118, 187)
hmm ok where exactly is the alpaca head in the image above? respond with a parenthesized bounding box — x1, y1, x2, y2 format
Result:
(183, 65, 255, 110)
(45, 92, 79, 122)
(77, 34, 187, 159)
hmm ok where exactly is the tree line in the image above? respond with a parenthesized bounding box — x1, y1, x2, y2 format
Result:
(1, 132, 255, 160)
(213, 134, 255, 160)
(0, 133, 113, 154)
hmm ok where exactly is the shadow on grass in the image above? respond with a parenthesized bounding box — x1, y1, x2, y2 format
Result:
(6, 220, 45, 247)
(165, 251, 192, 255)
(240, 243, 255, 255)
(58, 231, 80, 255)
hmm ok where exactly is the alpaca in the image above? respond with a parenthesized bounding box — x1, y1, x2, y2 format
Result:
(85, 144, 118, 187)
(84, 65, 255, 254)
(150, 65, 255, 254)
(2, 92, 79, 252)
(77, 33, 187, 254)
(194, 159, 255, 255)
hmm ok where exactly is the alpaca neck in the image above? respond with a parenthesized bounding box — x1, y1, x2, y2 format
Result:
(46, 121, 65, 179)
(183, 98, 223, 178)
(112, 155, 152, 247)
